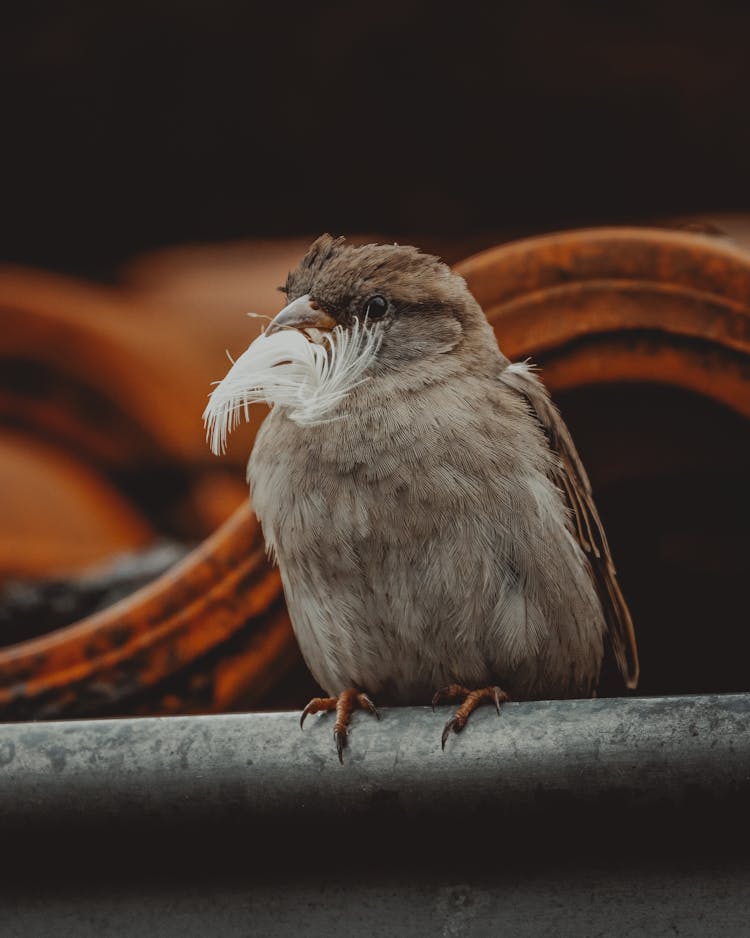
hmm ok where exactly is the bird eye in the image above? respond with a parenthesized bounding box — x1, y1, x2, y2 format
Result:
(363, 294, 388, 320)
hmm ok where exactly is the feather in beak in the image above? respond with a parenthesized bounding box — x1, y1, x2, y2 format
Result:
(203, 314, 382, 454)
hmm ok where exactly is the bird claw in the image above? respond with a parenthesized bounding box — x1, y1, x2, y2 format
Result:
(431, 684, 470, 711)
(299, 689, 379, 763)
(434, 685, 510, 750)
(334, 726, 347, 764)
(299, 701, 314, 729)
(299, 696, 336, 729)
(357, 692, 380, 720)
(441, 715, 463, 750)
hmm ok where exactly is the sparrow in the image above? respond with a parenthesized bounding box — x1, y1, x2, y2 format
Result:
(204, 235, 639, 761)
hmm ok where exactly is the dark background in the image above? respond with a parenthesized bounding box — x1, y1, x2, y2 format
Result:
(4, 0, 750, 278)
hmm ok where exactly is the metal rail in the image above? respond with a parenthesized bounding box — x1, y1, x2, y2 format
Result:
(1, 693, 747, 825)
(2, 694, 749, 937)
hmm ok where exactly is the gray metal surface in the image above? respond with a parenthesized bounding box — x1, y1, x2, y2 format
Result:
(0, 693, 748, 823)
(1, 694, 749, 937)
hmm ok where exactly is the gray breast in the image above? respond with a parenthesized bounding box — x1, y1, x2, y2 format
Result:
(248, 381, 605, 704)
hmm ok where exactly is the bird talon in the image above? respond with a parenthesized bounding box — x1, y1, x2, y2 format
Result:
(357, 693, 380, 720)
(441, 716, 462, 750)
(299, 689, 378, 762)
(300, 696, 337, 730)
(432, 684, 470, 710)
(334, 727, 348, 764)
(436, 685, 510, 749)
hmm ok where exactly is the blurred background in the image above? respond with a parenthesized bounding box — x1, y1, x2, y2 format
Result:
(5, 1, 750, 277)
(2, 1, 750, 718)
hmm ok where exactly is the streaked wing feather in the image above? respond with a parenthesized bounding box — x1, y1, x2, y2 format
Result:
(501, 363, 640, 689)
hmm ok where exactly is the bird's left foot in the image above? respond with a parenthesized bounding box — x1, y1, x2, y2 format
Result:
(300, 688, 379, 763)
(431, 684, 510, 750)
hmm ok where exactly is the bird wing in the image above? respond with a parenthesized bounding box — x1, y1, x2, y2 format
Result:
(500, 362, 640, 689)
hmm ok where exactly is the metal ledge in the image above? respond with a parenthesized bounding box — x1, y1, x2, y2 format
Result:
(2, 694, 750, 937)
(1, 693, 748, 826)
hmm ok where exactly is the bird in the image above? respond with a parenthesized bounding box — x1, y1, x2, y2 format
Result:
(203, 234, 639, 762)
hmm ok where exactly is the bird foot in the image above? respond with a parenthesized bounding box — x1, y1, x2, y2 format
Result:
(300, 688, 379, 763)
(431, 684, 510, 750)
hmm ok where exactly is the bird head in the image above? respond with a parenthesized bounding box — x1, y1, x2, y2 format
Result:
(269, 234, 497, 372)
(204, 236, 502, 452)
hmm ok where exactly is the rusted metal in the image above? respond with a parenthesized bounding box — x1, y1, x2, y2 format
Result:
(0, 264, 263, 576)
(0, 503, 292, 719)
(0, 268, 222, 466)
(456, 227, 750, 416)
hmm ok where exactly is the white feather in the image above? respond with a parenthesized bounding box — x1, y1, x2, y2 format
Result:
(203, 318, 382, 454)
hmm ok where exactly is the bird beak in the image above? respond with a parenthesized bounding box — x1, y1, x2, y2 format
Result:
(265, 294, 337, 337)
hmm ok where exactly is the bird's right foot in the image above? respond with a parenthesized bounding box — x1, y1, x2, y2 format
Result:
(300, 687, 379, 764)
(432, 683, 510, 750)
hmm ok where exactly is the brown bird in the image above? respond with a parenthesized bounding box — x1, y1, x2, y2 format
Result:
(204, 235, 639, 761)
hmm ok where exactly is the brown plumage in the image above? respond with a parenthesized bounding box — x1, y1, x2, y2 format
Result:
(210, 235, 639, 760)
